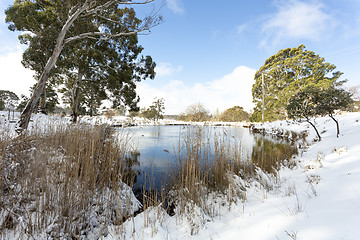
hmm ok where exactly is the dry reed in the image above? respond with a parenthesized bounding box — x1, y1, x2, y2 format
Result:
(0, 123, 138, 239)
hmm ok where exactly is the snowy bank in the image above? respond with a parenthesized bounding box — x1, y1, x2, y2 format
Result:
(112, 112, 360, 240)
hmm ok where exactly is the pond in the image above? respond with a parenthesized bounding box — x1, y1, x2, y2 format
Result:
(117, 125, 299, 198)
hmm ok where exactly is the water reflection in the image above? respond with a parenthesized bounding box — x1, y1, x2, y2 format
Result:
(251, 135, 298, 174)
(117, 125, 299, 194)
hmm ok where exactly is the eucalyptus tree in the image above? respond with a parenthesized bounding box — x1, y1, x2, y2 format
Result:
(6, 0, 161, 131)
(251, 45, 344, 122)
(316, 87, 353, 138)
(0, 90, 19, 110)
(219, 106, 250, 122)
(140, 97, 164, 121)
(286, 86, 322, 141)
(60, 23, 156, 122)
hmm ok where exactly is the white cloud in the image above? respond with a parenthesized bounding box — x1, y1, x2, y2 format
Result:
(155, 62, 183, 77)
(166, 0, 184, 14)
(236, 23, 248, 35)
(137, 66, 256, 115)
(0, 47, 35, 97)
(260, 0, 336, 48)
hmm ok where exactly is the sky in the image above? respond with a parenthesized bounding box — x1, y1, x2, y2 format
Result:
(1, 0, 360, 115)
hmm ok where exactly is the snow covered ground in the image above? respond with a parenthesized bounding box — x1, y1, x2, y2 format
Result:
(108, 112, 360, 240)
(1, 111, 360, 239)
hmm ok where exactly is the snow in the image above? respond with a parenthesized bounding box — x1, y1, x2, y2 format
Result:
(111, 112, 360, 240)
(1, 111, 360, 239)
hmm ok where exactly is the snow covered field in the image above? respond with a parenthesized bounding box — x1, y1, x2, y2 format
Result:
(1, 111, 360, 239)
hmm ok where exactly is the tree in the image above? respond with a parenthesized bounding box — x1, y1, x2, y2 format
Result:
(0, 90, 19, 110)
(184, 103, 210, 122)
(140, 97, 165, 121)
(286, 87, 322, 141)
(252, 45, 344, 122)
(316, 87, 353, 138)
(347, 85, 360, 111)
(16, 95, 29, 112)
(60, 33, 155, 122)
(6, 0, 161, 131)
(219, 106, 250, 122)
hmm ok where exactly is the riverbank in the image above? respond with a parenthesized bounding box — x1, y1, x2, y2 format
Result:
(1, 111, 360, 239)
(112, 112, 360, 239)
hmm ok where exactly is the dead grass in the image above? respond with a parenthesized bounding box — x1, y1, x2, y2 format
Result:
(167, 127, 250, 232)
(0, 123, 138, 238)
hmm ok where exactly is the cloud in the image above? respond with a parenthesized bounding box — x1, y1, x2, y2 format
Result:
(260, 0, 336, 49)
(137, 66, 256, 115)
(236, 23, 248, 35)
(0, 47, 35, 97)
(155, 62, 183, 77)
(166, 0, 184, 14)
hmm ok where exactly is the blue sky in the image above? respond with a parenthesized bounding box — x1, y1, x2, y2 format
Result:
(1, 0, 360, 114)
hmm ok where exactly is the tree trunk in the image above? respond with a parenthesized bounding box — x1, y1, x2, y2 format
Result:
(39, 87, 47, 114)
(71, 73, 82, 123)
(17, 50, 61, 131)
(329, 113, 340, 138)
(16, 4, 87, 132)
(306, 118, 321, 141)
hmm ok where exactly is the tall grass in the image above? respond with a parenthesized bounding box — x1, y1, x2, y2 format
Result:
(166, 127, 249, 233)
(0, 123, 138, 238)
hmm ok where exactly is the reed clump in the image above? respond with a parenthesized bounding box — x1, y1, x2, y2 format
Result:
(0, 123, 139, 239)
(167, 127, 249, 233)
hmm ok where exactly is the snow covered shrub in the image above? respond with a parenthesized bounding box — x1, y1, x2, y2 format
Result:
(0, 123, 139, 239)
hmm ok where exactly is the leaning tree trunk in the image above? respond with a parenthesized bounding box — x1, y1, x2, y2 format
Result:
(329, 113, 340, 138)
(71, 72, 82, 123)
(16, 5, 87, 132)
(306, 118, 321, 141)
(17, 49, 62, 131)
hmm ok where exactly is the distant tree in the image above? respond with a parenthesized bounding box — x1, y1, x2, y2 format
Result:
(212, 108, 221, 121)
(219, 106, 250, 122)
(141, 98, 165, 121)
(38, 86, 59, 114)
(184, 103, 210, 122)
(0, 90, 19, 110)
(128, 110, 139, 119)
(286, 87, 322, 141)
(116, 105, 127, 116)
(177, 113, 186, 121)
(316, 87, 353, 138)
(16, 95, 29, 112)
(347, 85, 360, 112)
(252, 44, 345, 122)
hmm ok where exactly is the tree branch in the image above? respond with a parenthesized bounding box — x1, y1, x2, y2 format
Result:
(83, 0, 155, 16)
(64, 28, 148, 44)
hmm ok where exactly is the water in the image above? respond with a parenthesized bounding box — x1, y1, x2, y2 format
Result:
(117, 125, 298, 195)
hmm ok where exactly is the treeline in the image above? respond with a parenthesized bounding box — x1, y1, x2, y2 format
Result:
(137, 99, 250, 122)
(177, 104, 250, 122)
